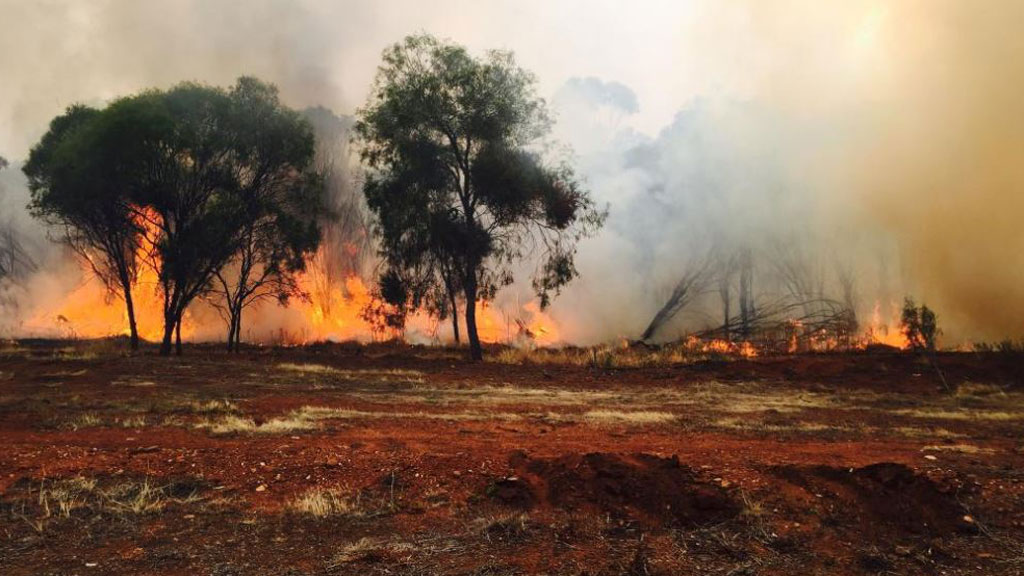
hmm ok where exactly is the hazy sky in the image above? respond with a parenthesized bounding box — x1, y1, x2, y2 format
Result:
(0, 0, 889, 157)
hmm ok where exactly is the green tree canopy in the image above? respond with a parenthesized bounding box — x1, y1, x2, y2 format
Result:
(25, 77, 322, 355)
(356, 34, 606, 359)
(25, 104, 146, 348)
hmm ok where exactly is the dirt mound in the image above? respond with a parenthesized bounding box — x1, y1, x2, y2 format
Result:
(773, 462, 973, 536)
(492, 451, 738, 527)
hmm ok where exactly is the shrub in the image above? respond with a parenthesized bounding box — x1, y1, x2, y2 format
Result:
(901, 297, 939, 351)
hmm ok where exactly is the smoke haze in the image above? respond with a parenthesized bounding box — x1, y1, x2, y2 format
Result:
(1, 0, 1021, 343)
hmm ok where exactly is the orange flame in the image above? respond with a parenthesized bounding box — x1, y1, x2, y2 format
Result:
(862, 301, 909, 349)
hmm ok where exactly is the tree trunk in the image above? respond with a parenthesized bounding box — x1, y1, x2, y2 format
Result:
(449, 291, 460, 345)
(226, 313, 236, 352)
(720, 282, 731, 343)
(739, 249, 753, 337)
(463, 276, 482, 361)
(125, 286, 139, 351)
(233, 306, 243, 353)
(159, 310, 175, 356)
(175, 316, 183, 356)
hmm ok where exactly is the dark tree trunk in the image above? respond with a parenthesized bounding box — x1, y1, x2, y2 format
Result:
(720, 282, 731, 343)
(739, 249, 753, 337)
(159, 310, 175, 356)
(449, 290, 460, 345)
(463, 276, 482, 361)
(233, 306, 243, 353)
(124, 286, 139, 351)
(175, 316, 183, 356)
(226, 314, 236, 352)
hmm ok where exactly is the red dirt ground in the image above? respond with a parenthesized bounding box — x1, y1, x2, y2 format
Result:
(1, 340, 1023, 575)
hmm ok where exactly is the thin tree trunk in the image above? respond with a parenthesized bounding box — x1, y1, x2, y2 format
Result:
(226, 312, 236, 352)
(175, 316, 183, 356)
(233, 306, 243, 353)
(124, 285, 139, 351)
(159, 310, 175, 356)
(449, 290, 460, 345)
(720, 282, 731, 343)
(464, 275, 482, 361)
(739, 249, 753, 337)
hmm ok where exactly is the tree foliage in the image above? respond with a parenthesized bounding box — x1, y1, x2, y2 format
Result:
(356, 34, 606, 359)
(24, 104, 146, 349)
(25, 77, 322, 354)
(901, 297, 939, 351)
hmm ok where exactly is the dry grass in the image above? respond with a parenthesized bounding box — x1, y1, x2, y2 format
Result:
(471, 512, 532, 543)
(921, 444, 994, 454)
(489, 342, 749, 368)
(955, 382, 1008, 398)
(277, 363, 425, 382)
(328, 537, 400, 565)
(277, 362, 340, 374)
(583, 409, 676, 424)
(103, 479, 171, 514)
(189, 399, 239, 414)
(194, 414, 318, 434)
(65, 412, 104, 430)
(290, 487, 366, 518)
(891, 426, 965, 439)
(20, 476, 200, 533)
(35, 477, 97, 519)
(118, 415, 148, 428)
(894, 408, 1024, 421)
(712, 416, 847, 434)
(295, 405, 523, 423)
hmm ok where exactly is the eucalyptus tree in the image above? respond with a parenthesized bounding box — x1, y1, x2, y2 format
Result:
(357, 34, 605, 360)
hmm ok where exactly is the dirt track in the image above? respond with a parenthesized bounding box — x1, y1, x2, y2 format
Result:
(1, 341, 1023, 575)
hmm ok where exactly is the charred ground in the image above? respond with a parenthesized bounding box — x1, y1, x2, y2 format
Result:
(1, 340, 1023, 575)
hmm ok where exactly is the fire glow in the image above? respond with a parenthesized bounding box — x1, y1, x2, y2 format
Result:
(18, 250, 565, 348)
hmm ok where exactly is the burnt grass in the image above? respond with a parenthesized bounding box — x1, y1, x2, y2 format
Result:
(1, 339, 1023, 575)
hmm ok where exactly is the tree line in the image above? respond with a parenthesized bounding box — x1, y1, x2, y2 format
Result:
(21, 34, 605, 359)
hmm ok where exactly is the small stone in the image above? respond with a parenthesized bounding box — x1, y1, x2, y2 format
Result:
(924, 455, 938, 461)
(255, 484, 267, 492)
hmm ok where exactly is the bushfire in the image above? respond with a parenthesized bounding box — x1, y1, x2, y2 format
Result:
(18, 248, 563, 349)
(18, 245, 911, 354)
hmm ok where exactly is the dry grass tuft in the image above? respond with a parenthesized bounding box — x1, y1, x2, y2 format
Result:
(118, 415, 147, 428)
(955, 382, 1008, 398)
(583, 409, 676, 425)
(471, 512, 532, 543)
(895, 408, 1024, 421)
(713, 417, 845, 434)
(329, 537, 391, 565)
(290, 487, 365, 518)
(103, 479, 170, 514)
(23, 476, 197, 532)
(65, 412, 104, 430)
(277, 362, 339, 374)
(277, 363, 424, 382)
(189, 399, 239, 414)
(194, 413, 318, 434)
(921, 444, 994, 454)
